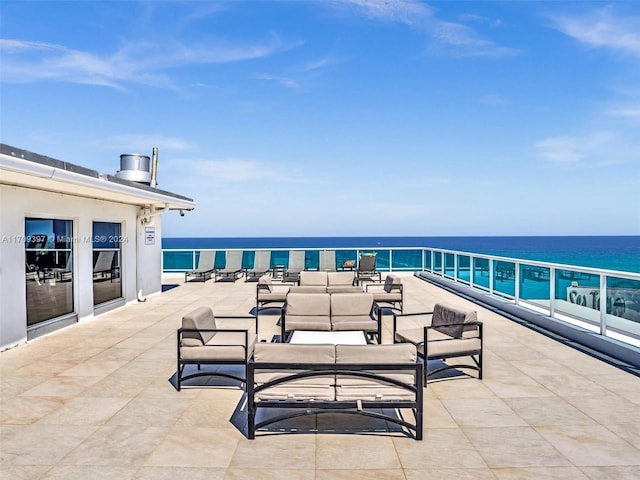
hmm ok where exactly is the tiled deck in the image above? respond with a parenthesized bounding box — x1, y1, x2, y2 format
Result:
(1, 274, 639, 479)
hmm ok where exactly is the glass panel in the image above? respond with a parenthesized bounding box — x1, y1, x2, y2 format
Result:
(519, 264, 551, 314)
(493, 260, 515, 297)
(391, 249, 421, 271)
(92, 222, 122, 306)
(473, 257, 490, 290)
(555, 269, 600, 330)
(242, 250, 254, 270)
(424, 250, 432, 271)
(444, 253, 455, 278)
(433, 251, 443, 273)
(457, 255, 471, 283)
(337, 249, 357, 270)
(306, 250, 319, 270)
(605, 276, 640, 345)
(25, 218, 74, 326)
(271, 250, 289, 268)
(162, 250, 195, 270)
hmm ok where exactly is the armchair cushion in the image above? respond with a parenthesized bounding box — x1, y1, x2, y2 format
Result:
(181, 306, 217, 346)
(432, 303, 478, 338)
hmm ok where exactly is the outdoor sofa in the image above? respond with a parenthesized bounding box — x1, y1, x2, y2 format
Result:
(280, 292, 382, 343)
(247, 342, 423, 439)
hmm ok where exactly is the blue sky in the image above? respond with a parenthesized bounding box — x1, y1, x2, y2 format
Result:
(1, 1, 639, 237)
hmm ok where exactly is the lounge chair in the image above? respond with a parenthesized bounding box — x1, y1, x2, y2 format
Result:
(393, 303, 483, 385)
(283, 250, 305, 284)
(184, 250, 216, 282)
(356, 253, 381, 285)
(318, 250, 336, 271)
(246, 250, 271, 282)
(216, 250, 245, 282)
(93, 251, 116, 281)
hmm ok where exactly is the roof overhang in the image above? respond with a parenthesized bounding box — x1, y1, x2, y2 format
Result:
(0, 144, 195, 211)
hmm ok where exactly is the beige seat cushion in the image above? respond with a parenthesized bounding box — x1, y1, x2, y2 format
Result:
(288, 285, 327, 294)
(330, 293, 373, 316)
(286, 293, 331, 315)
(335, 344, 417, 401)
(253, 344, 336, 401)
(327, 271, 355, 286)
(326, 285, 363, 294)
(331, 316, 377, 332)
(299, 271, 328, 286)
(180, 331, 257, 361)
(395, 327, 481, 358)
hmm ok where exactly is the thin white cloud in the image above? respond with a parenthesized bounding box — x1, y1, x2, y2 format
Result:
(0, 34, 299, 89)
(254, 73, 300, 90)
(548, 6, 640, 56)
(166, 158, 301, 185)
(608, 106, 640, 120)
(480, 93, 509, 105)
(330, 0, 518, 57)
(99, 135, 192, 152)
(535, 131, 624, 165)
(335, 0, 432, 26)
(426, 20, 518, 57)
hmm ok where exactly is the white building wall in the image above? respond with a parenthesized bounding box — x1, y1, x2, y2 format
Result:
(0, 184, 163, 350)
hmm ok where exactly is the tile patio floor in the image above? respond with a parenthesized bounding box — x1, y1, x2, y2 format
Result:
(1, 274, 639, 479)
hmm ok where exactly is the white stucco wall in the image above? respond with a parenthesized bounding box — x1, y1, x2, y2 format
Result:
(0, 184, 163, 350)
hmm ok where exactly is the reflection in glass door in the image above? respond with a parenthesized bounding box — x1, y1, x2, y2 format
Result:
(92, 222, 122, 306)
(25, 218, 74, 327)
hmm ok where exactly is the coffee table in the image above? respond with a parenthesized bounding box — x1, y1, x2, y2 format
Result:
(288, 330, 368, 345)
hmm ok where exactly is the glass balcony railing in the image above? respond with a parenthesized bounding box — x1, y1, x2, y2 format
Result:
(162, 246, 640, 351)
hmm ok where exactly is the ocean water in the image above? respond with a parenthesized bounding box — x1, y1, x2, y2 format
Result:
(162, 236, 640, 274)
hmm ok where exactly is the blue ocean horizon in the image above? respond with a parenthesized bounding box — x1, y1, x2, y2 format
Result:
(163, 235, 640, 274)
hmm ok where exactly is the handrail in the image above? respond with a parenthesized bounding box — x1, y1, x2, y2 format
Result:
(162, 246, 640, 351)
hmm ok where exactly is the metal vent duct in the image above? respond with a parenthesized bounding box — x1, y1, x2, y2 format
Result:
(116, 154, 151, 184)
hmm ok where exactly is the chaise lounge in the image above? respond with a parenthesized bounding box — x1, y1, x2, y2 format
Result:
(185, 250, 217, 282)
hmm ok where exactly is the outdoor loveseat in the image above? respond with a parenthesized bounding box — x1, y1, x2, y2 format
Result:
(247, 342, 423, 439)
(280, 292, 382, 343)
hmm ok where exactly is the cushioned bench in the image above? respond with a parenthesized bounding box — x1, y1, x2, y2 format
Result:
(247, 342, 423, 439)
(280, 292, 381, 343)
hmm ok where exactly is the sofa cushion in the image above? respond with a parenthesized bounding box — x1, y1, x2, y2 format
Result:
(182, 306, 217, 346)
(299, 271, 328, 286)
(286, 293, 331, 316)
(330, 293, 373, 316)
(288, 285, 327, 294)
(327, 271, 355, 286)
(335, 344, 417, 401)
(326, 285, 363, 294)
(253, 344, 336, 401)
(331, 316, 377, 332)
(432, 303, 478, 339)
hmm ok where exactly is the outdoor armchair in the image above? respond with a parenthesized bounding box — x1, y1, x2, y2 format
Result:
(356, 253, 381, 285)
(176, 306, 258, 390)
(393, 303, 483, 385)
(365, 274, 403, 313)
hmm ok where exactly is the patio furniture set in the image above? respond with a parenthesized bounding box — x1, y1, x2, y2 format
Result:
(176, 271, 483, 440)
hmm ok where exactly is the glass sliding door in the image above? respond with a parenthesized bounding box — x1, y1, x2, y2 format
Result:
(92, 222, 122, 306)
(25, 218, 74, 327)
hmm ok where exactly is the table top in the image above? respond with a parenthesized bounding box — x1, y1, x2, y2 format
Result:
(289, 330, 368, 345)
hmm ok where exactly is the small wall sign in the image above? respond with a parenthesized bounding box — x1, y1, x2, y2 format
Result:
(145, 227, 155, 245)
